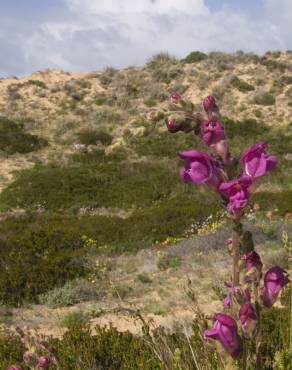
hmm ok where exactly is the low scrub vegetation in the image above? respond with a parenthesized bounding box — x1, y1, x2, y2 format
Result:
(0, 117, 48, 155)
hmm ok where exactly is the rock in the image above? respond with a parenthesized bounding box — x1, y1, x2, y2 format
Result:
(284, 153, 292, 161)
(73, 143, 87, 153)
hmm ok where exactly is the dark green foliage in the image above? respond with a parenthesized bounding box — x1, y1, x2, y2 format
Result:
(0, 117, 48, 155)
(183, 51, 208, 63)
(55, 324, 161, 370)
(261, 307, 291, 369)
(27, 79, 47, 89)
(259, 57, 287, 72)
(130, 131, 204, 158)
(61, 311, 89, 330)
(224, 117, 269, 138)
(230, 76, 255, 92)
(1, 308, 289, 370)
(0, 189, 220, 304)
(77, 129, 113, 146)
(0, 217, 87, 305)
(0, 161, 179, 211)
(253, 92, 276, 106)
(254, 191, 292, 215)
(0, 331, 25, 370)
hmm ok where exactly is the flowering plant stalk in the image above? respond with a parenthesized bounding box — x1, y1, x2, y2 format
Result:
(7, 326, 59, 370)
(147, 93, 290, 368)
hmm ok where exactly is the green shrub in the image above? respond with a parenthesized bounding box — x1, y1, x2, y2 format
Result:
(253, 92, 276, 106)
(261, 307, 291, 369)
(230, 76, 255, 92)
(0, 117, 48, 155)
(157, 253, 182, 271)
(3, 310, 289, 370)
(0, 218, 88, 305)
(137, 273, 152, 284)
(61, 311, 89, 330)
(183, 51, 208, 63)
(0, 159, 182, 211)
(39, 279, 103, 308)
(0, 330, 24, 369)
(147, 52, 178, 69)
(77, 129, 113, 146)
(27, 79, 47, 89)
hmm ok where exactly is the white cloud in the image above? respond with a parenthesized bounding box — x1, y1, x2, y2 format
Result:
(0, 0, 291, 77)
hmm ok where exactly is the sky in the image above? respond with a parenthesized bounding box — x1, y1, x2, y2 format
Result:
(0, 0, 291, 77)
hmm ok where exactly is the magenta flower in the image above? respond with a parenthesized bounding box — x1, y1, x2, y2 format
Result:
(242, 251, 263, 283)
(261, 266, 290, 308)
(179, 150, 224, 190)
(48, 345, 57, 354)
(241, 142, 278, 178)
(7, 366, 22, 370)
(204, 313, 242, 358)
(239, 303, 258, 337)
(219, 177, 253, 219)
(37, 356, 51, 369)
(203, 95, 217, 113)
(200, 119, 225, 146)
(170, 92, 182, 105)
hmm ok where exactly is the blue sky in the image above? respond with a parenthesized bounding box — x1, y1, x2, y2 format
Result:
(0, 0, 291, 77)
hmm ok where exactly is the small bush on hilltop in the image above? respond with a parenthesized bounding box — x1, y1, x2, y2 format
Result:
(147, 52, 178, 69)
(182, 51, 208, 63)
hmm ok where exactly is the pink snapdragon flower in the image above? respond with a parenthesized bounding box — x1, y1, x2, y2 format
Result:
(200, 118, 225, 146)
(241, 142, 278, 178)
(179, 150, 224, 190)
(200, 118, 230, 163)
(37, 356, 51, 369)
(242, 251, 263, 283)
(204, 313, 242, 358)
(219, 177, 253, 219)
(239, 303, 258, 337)
(7, 366, 22, 370)
(261, 266, 290, 308)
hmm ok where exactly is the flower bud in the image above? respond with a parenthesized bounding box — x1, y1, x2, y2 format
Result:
(37, 356, 51, 369)
(239, 303, 258, 337)
(165, 118, 181, 133)
(203, 95, 217, 113)
(170, 92, 182, 105)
